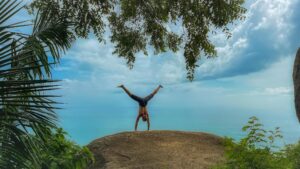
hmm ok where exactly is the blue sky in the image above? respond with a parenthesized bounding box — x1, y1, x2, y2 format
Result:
(13, 0, 300, 145)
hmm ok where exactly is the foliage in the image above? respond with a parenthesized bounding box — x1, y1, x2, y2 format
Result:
(213, 117, 300, 169)
(31, 128, 94, 169)
(286, 141, 300, 169)
(27, 0, 247, 80)
(0, 0, 74, 168)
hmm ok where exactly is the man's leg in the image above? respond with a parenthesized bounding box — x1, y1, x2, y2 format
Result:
(144, 85, 163, 101)
(119, 85, 132, 96)
(119, 85, 143, 104)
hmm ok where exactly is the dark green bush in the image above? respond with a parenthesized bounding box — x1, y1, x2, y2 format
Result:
(286, 141, 300, 169)
(31, 128, 94, 169)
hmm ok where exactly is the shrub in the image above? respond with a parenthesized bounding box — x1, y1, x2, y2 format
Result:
(213, 116, 295, 169)
(286, 141, 300, 169)
(30, 128, 94, 169)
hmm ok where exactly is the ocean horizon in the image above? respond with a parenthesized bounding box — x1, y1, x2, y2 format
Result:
(58, 88, 300, 146)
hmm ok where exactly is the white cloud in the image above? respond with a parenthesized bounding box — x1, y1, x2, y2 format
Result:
(196, 0, 298, 79)
(60, 37, 187, 88)
(251, 0, 293, 31)
(264, 87, 292, 95)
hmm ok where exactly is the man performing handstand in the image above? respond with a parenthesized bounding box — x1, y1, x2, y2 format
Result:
(118, 84, 163, 131)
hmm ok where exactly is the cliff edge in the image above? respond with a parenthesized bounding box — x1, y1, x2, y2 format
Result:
(87, 130, 225, 169)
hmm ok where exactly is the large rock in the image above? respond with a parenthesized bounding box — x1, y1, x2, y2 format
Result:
(87, 130, 224, 169)
(293, 48, 300, 122)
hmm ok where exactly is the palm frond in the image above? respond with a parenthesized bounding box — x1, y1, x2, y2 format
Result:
(0, 0, 73, 168)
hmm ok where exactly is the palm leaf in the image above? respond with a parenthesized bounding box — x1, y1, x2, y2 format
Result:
(0, 0, 73, 168)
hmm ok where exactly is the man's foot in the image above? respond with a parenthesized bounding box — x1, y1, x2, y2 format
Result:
(159, 84, 163, 88)
(117, 84, 124, 88)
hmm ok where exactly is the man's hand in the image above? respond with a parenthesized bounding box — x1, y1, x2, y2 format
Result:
(117, 84, 124, 88)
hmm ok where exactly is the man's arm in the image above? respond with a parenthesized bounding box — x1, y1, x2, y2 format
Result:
(147, 117, 150, 131)
(135, 115, 141, 131)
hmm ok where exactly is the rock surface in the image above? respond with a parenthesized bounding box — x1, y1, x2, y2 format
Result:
(293, 48, 300, 122)
(87, 130, 224, 169)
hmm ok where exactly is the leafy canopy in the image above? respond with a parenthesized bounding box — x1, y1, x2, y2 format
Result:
(27, 0, 246, 80)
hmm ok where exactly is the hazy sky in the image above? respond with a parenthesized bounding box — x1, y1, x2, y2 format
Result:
(13, 0, 300, 144)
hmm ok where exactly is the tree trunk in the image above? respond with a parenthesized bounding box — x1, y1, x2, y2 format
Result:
(293, 48, 300, 122)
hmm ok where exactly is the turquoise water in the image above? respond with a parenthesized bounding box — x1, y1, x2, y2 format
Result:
(58, 91, 300, 146)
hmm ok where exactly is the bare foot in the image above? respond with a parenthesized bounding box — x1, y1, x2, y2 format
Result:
(117, 84, 124, 88)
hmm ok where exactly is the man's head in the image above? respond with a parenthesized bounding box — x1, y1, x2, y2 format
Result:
(142, 114, 147, 121)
